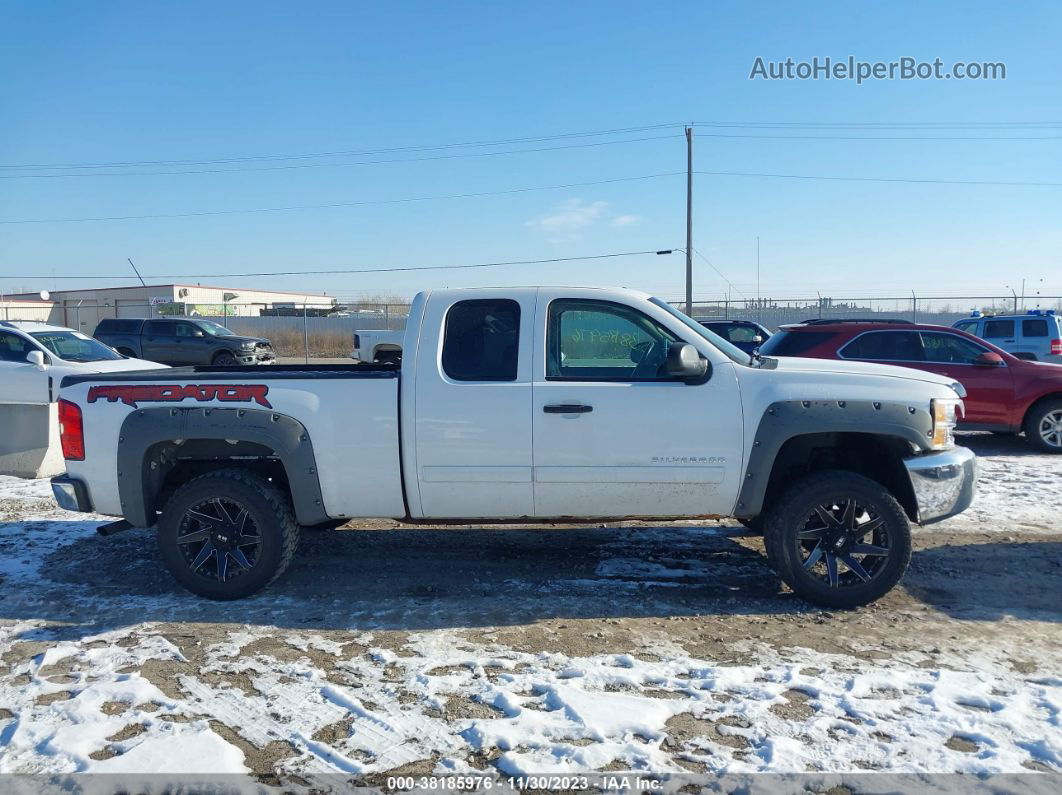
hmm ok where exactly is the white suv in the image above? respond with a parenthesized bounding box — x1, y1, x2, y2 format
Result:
(0, 321, 166, 405)
(953, 310, 1062, 364)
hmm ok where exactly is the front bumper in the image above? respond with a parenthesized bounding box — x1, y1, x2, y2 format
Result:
(51, 476, 93, 513)
(904, 446, 977, 525)
(239, 353, 276, 365)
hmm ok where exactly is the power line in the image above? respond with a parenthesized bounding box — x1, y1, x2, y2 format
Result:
(0, 249, 668, 280)
(0, 123, 686, 170)
(0, 134, 682, 179)
(5, 119, 1057, 171)
(694, 170, 1062, 186)
(0, 172, 685, 224)
(691, 121, 1062, 129)
(4, 163, 1055, 226)
(691, 247, 748, 299)
(5, 131, 1056, 181)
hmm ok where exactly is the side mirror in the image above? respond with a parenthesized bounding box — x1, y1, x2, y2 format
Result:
(752, 335, 764, 344)
(666, 342, 709, 384)
(26, 350, 48, 370)
(974, 351, 1004, 367)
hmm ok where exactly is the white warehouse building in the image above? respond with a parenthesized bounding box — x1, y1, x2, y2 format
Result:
(4, 284, 336, 334)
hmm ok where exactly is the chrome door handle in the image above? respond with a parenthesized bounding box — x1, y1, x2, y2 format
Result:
(543, 404, 593, 414)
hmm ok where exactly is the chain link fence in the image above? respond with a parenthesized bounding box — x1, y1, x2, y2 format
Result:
(3, 294, 1059, 360)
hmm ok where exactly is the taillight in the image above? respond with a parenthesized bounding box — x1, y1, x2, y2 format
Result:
(352, 334, 361, 348)
(58, 399, 85, 461)
(1051, 339, 1062, 355)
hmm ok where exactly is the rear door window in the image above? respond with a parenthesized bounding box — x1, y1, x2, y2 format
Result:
(983, 319, 1015, 339)
(1022, 318, 1048, 338)
(953, 319, 978, 334)
(442, 299, 520, 381)
(842, 331, 925, 361)
(145, 320, 177, 336)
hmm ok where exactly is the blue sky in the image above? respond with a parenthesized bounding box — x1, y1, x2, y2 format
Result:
(1, 0, 1059, 303)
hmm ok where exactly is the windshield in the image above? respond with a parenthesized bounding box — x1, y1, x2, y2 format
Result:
(192, 320, 235, 336)
(31, 331, 124, 363)
(648, 298, 752, 365)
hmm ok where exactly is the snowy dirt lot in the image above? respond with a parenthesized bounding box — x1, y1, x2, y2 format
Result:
(0, 434, 1060, 788)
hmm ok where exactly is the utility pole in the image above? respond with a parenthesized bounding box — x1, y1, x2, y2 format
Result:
(685, 126, 693, 316)
(756, 236, 761, 320)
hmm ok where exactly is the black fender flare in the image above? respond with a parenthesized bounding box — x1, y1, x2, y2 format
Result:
(735, 399, 933, 518)
(116, 407, 328, 527)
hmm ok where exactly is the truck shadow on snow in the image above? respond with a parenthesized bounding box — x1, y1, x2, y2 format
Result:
(13, 522, 792, 631)
(6, 519, 1062, 633)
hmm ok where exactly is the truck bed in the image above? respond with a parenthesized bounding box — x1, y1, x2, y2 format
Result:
(57, 361, 406, 522)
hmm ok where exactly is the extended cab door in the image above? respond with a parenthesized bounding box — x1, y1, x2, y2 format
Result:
(0, 331, 51, 404)
(531, 292, 744, 518)
(141, 319, 178, 363)
(410, 291, 535, 518)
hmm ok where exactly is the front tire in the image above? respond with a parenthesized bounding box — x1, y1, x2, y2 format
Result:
(212, 351, 238, 366)
(1023, 399, 1062, 454)
(764, 471, 912, 609)
(157, 469, 300, 600)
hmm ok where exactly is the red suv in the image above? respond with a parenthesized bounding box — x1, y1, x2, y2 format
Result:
(758, 318, 1062, 453)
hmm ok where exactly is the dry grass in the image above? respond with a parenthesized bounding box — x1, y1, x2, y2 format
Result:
(261, 328, 351, 358)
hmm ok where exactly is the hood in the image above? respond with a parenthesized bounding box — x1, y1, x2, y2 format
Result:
(769, 356, 957, 388)
(222, 335, 270, 345)
(1022, 359, 1062, 375)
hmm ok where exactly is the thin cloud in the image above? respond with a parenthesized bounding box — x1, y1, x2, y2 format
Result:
(610, 214, 641, 228)
(526, 199, 610, 241)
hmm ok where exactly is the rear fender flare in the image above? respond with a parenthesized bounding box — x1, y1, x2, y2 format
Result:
(116, 407, 327, 527)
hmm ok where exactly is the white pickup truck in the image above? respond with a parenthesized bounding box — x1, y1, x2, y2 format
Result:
(351, 328, 404, 364)
(51, 287, 977, 607)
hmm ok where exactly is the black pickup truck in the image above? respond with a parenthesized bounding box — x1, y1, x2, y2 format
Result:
(93, 317, 276, 366)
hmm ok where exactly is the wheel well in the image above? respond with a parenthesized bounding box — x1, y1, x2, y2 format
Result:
(761, 432, 918, 522)
(1022, 393, 1062, 429)
(117, 347, 136, 356)
(212, 350, 237, 363)
(143, 438, 293, 518)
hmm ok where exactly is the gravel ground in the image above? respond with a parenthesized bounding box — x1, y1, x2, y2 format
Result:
(0, 434, 1060, 783)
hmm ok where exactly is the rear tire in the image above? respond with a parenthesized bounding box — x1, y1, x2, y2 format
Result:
(764, 470, 912, 609)
(1023, 399, 1062, 454)
(157, 469, 300, 600)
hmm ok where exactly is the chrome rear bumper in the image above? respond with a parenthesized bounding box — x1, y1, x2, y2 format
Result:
(904, 446, 977, 525)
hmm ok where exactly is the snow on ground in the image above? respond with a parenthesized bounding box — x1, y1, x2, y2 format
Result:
(0, 434, 1060, 782)
(941, 434, 1062, 533)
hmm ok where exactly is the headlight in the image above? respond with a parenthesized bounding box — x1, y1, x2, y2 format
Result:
(240, 342, 255, 350)
(930, 398, 961, 449)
